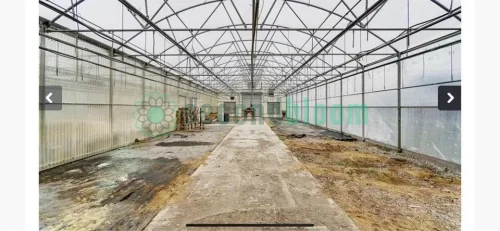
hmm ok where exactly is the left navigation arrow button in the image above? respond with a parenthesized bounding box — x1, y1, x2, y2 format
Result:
(40, 86, 62, 110)
(46, 92, 53, 103)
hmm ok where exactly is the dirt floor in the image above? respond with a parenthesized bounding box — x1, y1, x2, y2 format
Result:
(266, 118, 461, 231)
(39, 124, 234, 231)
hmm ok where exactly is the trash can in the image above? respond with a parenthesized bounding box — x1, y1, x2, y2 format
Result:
(224, 112, 229, 122)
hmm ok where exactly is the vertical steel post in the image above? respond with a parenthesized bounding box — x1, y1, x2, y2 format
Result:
(142, 65, 146, 108)
(340, 75, 343, 135)
(325, 81, 328, 129)
(397, 53, 402, 152)
(315, 83, 318, 126)
(109, 49, 114, 147)
(39, 24, 47, 167)
(362, 67, 365, 141)
(163, 70, 167, 103)
(285, 93, 288, 120)
(301, 91, 303, 122)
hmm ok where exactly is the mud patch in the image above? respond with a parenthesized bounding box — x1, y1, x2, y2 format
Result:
(39, 155, 184, 231)
(156, 141, 213, 147)
(172, 134, 189, 138)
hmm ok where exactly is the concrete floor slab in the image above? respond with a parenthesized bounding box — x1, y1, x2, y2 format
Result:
(146, 118, 359, 231)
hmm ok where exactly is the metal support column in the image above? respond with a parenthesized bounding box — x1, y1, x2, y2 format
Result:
(325, 81, 328, 129)
(142, 65, 146, 108)
(285, 93, 288, 119)
(39, 25, 47, 165)
(397, 53, 402, 152)
(340, 75, 343, 135)
(177, 76, 181, 101)
(300, 91, 303, 122)
(315, 83, 318, 126)
(361, 68, 365, 141)
(109, 49, 114, 146)
(163, 71, 167, 103)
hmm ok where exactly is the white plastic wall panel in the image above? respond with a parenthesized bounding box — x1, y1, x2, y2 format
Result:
(327, 98, 341, 131)
(402, 108, 461, 164)
(451, 44, 461, 80)
(364, 90, 398, 107)
(39, 32, 218, 171)
(365, 108, 398, 146)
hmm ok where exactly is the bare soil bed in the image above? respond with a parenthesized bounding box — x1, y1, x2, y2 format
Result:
(266, 118, 460, 231)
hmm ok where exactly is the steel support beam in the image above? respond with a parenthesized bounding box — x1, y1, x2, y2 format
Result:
(39, 32, 220, 94)
(48, 0, 87, 25)
(430, 0, 461, 21)
(250, 0, 260, 90)
(39, 1, 189, 78)
(285, 8, 461, 92)
(46, 27, 461, 33)
(124, 53, 394, 57)
(38, 46, 217, 97)
(117, 0, 237, 94)
(179, 66, 358, 69)
(273, 0, 387, 90)
(287, 37, 460, 95)
(175, 74, 341, 77)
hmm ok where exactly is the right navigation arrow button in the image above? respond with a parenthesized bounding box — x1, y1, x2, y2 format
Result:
(447, 92, 454, 103)
(438, 86, 461, 111)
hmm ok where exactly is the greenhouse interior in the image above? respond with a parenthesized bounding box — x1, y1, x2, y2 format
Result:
(39, 0, 461, 230)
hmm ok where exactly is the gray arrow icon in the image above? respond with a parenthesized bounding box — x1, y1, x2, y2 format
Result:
(40, 86, 62, 110)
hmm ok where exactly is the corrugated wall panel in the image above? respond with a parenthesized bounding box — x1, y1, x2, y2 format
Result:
(39, 31, 218, 171)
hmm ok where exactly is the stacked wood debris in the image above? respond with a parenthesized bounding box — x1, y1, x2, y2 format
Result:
(176, 108, 205, 130)
(175, 108, 190, 130)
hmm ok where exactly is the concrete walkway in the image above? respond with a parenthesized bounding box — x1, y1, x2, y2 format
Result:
(146, 119, 359, 231)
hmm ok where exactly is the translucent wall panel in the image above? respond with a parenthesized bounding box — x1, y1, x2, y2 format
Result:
(342, 108, 362, 137)
(365, 108, 398, 146)
(364, 90, 397, 106)
(40, 105, 112, 171)
(327, 98, 341, 131)
(342, 95, 362, 106)
(402, 108, 461, 164)
(39, 32, 218, 170)
(317, 85, 326, 99)
(283, 41, 460, 165)
(423, 46, 452, 83)
(316, 99, 327, 128)
(451, 44, 461, 80)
